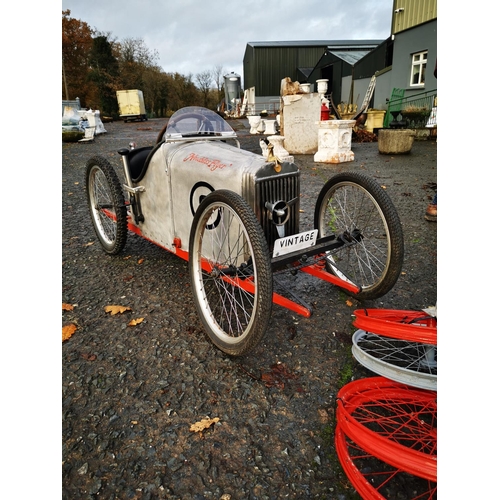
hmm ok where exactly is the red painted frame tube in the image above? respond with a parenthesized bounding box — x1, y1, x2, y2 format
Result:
(299, 264, 361, 295)
(128, 220, 311, 316)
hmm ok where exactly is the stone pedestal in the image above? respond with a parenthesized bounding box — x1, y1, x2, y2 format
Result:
(263, 119, 277, 135)
(314, 120, 355, 163)
(267, 135, 294, 163)
(247, 115, 262, 134)
(281, 93, 322, 154)
(378, 129, 416, 154)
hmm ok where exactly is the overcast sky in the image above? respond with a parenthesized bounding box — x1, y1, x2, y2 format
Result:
(62, 0, 393, 86)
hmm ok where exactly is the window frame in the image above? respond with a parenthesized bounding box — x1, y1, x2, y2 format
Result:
(410, 50, 428, 87)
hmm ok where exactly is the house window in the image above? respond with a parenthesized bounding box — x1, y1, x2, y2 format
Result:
(411, 51, 427, 86)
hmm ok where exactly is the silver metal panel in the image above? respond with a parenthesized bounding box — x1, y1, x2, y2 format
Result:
(136, 137, 300, 254)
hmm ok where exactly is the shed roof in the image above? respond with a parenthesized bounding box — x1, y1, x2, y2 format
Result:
(246, 40, 383, 49)
(326, 50, 372, 65)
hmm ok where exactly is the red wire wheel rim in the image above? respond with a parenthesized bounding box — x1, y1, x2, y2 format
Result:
(336, 377, 437, 481)
(353, 309, 437, 344)
(335, 425, 437, 500)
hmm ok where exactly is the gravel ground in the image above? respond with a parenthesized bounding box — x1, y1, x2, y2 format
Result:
(62, 118, 437, 499)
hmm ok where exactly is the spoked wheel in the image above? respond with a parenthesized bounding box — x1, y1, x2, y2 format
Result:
(314, 172, 404, 300)
(352, 329, 437, 390)
(335, 427, 437, 500)
(85, 156, 127, 255)
(336, 377, 437, 482)
(189, 190, 273, 356)
(353, 309, 437, 344)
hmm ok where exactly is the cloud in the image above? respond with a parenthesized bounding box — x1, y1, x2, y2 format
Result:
(62, 0, 392, 82)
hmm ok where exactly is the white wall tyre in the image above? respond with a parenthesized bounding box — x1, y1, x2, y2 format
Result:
(189, 190, 273, 356)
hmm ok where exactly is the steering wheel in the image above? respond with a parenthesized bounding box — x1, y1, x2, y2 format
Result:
(156, 112, 214, 144)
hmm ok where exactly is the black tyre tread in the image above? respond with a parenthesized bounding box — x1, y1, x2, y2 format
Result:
(314, 171, 404, 300)
(85, 156, 128, 255)
(189, 190, 273, 356)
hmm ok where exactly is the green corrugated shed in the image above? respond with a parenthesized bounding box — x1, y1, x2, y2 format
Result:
(243, 40, 382, 97)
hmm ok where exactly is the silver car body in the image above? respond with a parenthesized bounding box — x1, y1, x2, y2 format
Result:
(134, 107, 300, 254)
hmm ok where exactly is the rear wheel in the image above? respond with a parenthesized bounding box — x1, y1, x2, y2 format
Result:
(189, 190, 273, 356)
(85, 156, 127, 255)
(314, 172, 404, 300)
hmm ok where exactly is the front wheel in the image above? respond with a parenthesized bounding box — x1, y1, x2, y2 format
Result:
(189, 190, 273, 356)
(314, 172, 404, 300)
(85, 156, 128, 255)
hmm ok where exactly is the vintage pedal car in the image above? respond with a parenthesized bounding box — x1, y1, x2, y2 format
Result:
(85, 106, 404, 355)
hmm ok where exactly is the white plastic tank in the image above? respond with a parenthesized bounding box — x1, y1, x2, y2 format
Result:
(224, 72, 241, 111)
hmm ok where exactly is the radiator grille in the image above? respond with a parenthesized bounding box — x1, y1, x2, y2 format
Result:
(254, 172, 300, 250)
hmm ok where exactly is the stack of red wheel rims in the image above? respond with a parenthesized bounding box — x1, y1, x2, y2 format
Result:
(335, 309, 437, 499)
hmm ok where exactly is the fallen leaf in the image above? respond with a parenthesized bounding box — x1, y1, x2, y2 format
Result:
(131, 420, 138, 425)
(346, 299, 353, 307)
(84, 241, 94, 247)
(138, 258, 144, 264)
(74, 182, 79, 185)
(190, 417, 220, 433)
(81, 352, 96, 361)
(261, 362, 298, 389)
(123, 256, 131, 260)
(62, 323, 77, 341)
(62, 303, 74, 311)
(318, 409, 329, 423)
(128, 317, 144, 326)
(105, 305, 132, 315)
(381, 185, 387, 189)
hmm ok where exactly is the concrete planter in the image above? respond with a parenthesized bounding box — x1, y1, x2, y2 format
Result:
(378, 129, 416, 155)
(247, 115, 262, 134)
(411, 128, 431, 141)
(62, 131, 85, 142)
(365, 110, 386, 133)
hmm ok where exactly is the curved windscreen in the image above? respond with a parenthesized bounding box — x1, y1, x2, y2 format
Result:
(164, 106, 236, 139)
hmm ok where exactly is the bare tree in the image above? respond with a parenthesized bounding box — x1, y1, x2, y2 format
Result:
(195, 70, 213, 108)
(211, 65, 226, 104)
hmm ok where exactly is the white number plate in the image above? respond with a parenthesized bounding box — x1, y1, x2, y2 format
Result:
(272, 229, 318, 258)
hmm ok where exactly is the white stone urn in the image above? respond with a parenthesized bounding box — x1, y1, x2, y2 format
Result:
(314, 120, 355, 163)
(316, 79, 329, 96)
(247, 115, 262, 134)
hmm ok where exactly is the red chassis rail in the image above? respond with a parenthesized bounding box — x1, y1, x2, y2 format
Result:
(125, 217, 359, 318)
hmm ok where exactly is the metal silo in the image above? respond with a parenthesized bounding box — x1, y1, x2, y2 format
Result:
(224, 72, 241, 111)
